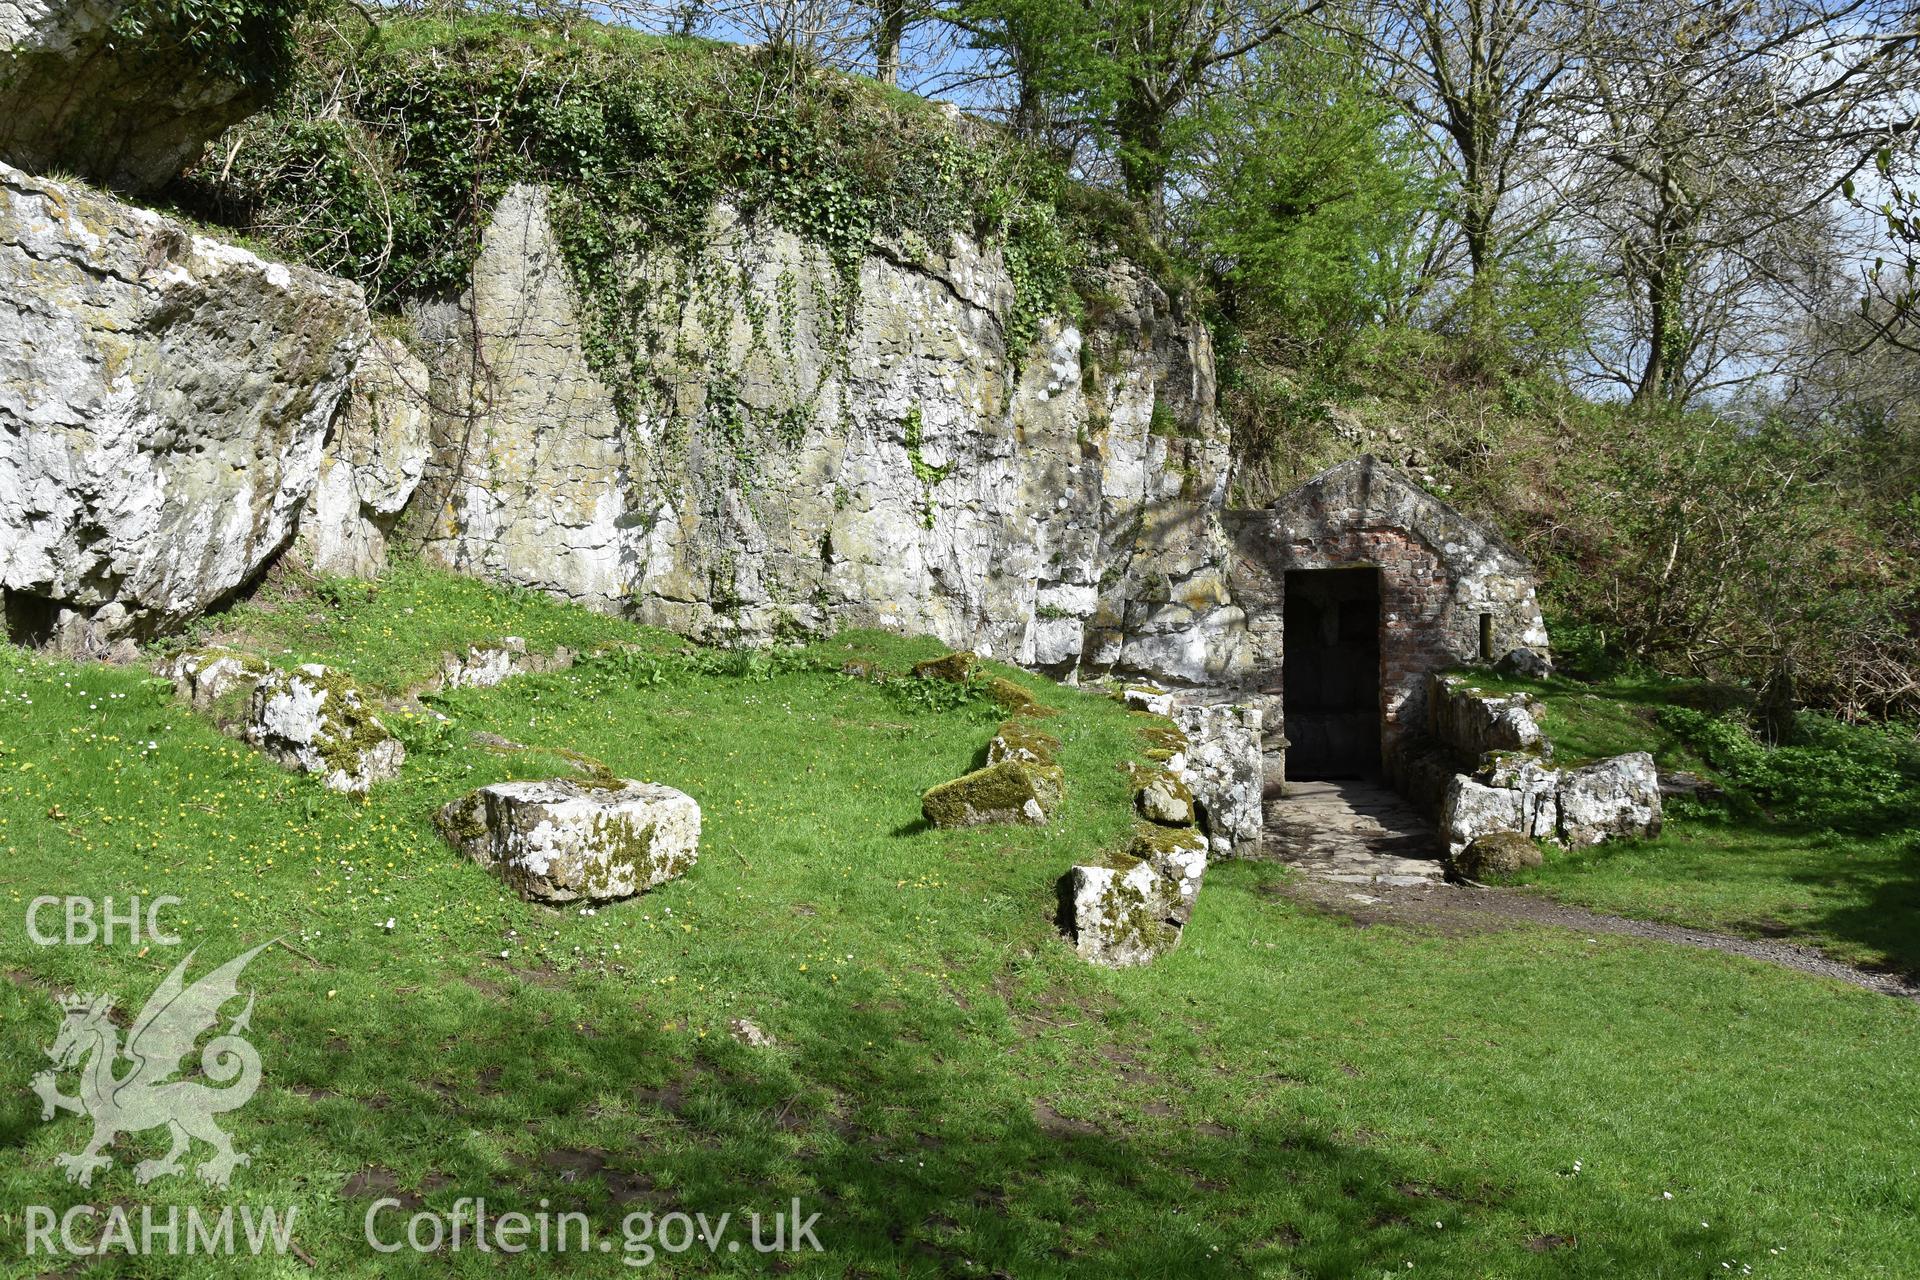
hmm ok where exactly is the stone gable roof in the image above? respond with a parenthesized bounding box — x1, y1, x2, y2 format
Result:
(1259, 455, 1534, 576)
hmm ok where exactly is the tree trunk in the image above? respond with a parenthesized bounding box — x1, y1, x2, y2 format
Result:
(1115, 92, 1168, 227)
(874, 0, 907, 86)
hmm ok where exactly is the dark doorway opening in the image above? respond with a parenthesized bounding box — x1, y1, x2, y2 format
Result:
(1283, 568, 1381, 779)
(2, 588, 59, 648)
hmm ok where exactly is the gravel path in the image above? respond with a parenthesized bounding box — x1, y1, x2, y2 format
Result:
(1275, 875, 1920, 1003)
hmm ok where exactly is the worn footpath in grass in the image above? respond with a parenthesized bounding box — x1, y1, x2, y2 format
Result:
(0, 577, 1916, 1276)
(1458, 668, 1920, 975)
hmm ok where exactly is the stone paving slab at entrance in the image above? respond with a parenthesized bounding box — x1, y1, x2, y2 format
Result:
(1264, 779, 1445, 885)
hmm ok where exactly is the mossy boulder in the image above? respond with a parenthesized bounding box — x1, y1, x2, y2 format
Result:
(1124, 822, 1208, 924)
(921, 760, 1061, 827)
(1061, 821, 1210, 968)
(985, 676, 1037, 712)
(245, 665, 404, 794)
(436, 777, 701, 903)
(986, 719, 1061, 767)
(158, 646, 268, 712)
(1452, 831, 1544, 882)
(1133, 769, 1195, 827)
(912, 652, 978, 683)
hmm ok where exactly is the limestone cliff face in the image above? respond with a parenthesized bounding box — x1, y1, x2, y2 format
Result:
(0, 162, 369, 654)
(404, 186, 1249, 684)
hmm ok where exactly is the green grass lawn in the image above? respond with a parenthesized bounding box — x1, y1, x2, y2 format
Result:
(2, 574, 1917, 1276)
(1458, 669, 1920, 976)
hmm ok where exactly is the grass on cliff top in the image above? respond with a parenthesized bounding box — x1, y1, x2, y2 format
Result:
(185, 559, 666, 691)
(1, 570, 1918, 1276)
(1454, 667, 1920, 977)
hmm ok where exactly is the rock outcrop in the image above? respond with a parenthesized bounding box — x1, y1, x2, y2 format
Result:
(293, 334, 430, 579)
(246, 664, 404, 793)
(436, 776, 702, 903)
(0, 0, 278, 191)
(0, 162, 369, 654)
(404, 187, 1249, 686)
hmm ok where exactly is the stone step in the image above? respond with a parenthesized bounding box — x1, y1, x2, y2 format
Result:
(1262, 781, 1446, 885)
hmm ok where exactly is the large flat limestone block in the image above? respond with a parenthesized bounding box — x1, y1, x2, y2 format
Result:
(437, 777, 701, 903)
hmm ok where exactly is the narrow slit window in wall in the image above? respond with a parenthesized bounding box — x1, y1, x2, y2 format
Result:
(1479, 612, 1493, 663)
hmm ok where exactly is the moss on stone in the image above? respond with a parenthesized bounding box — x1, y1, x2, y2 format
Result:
(434, 793, 491, 857)
(1132, 768, 1195, 827)
(921, 759, 1061, 827)
(985, 675, 1037, 712)
(298, 666, 397, 777)
(1136, 725, 1182, 756)
(912, 652, 978, 683)
(989, 718, 1061, 765)
(1125, 820, 1204, 861)
(1453, 831, 1544, 882)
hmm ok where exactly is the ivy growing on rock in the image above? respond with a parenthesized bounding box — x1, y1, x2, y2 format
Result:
(181, 8, 1140, 427)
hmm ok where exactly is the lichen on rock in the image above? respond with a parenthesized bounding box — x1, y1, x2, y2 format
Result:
(0, 162, 369, 653)
(293, 333, 430, 578)
(157, 646, 268, 713)
(1441, 748, 1661, 854)
(1061, 821, 1208, 969)
(245, 664, 404, 794)
(1061, 861, 1180, 968)
(436, 776, 701, 904)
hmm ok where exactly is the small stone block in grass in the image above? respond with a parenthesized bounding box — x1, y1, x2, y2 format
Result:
(921, 760, 1061, 827)
(911, 652, 978, 683)
(246, 664, 404, 794)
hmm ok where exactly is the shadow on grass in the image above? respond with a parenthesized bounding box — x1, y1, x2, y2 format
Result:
(1786, 828, 1920, 978)
(0, 968, 1741, 1278)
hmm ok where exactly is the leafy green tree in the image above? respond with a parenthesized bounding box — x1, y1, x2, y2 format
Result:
(954, 0, 1319, 221)
(1179, 36, 1425, 355)
(1352, 0, 1574, 363)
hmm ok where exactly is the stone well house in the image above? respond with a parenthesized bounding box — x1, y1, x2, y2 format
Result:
(1223, 456, 1549, 788)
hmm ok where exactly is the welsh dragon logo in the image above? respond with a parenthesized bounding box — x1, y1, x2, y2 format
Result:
(32, 942, 274, 1188)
